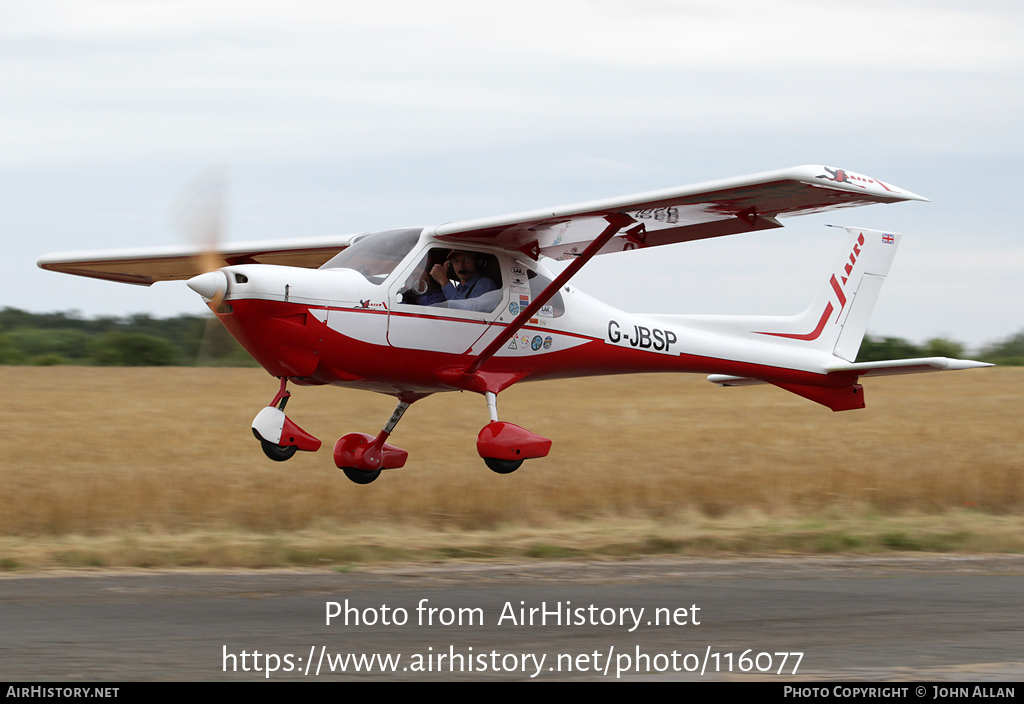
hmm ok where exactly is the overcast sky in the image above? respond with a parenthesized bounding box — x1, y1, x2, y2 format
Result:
(3, 0, 1022, 350)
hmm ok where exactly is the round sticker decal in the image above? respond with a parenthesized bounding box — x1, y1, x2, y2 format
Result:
(543, 336, 553, 349)
(531, 335, 543, 351)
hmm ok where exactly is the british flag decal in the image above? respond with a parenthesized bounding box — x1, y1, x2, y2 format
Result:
(882, 233, 895, 244)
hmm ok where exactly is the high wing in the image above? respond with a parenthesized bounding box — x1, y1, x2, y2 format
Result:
(432, 165, 926, 259)
(37, 234, 366, 286)
(38, 165, 923, 286)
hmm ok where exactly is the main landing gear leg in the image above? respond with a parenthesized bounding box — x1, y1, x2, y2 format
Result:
(251, 378, 322, 461)
(334, 399, 413, 485)
(476, 391, 551, 474)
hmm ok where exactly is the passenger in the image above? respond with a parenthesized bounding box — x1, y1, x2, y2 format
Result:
(430, 251, 498, 304)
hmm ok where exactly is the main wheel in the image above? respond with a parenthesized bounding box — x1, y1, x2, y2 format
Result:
(342, 467, 381, 484)
(261, 439, 298, 462)
(484, 457, 523, 474)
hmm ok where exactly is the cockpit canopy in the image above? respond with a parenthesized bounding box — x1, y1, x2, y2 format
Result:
(319, 228, 421, 284)
(318, 227, 566, 318)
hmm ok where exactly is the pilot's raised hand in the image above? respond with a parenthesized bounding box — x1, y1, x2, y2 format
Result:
(430, 263, 449, 287)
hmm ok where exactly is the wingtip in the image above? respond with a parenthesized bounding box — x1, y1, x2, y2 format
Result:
(901, 191, 930, 203)
(794, 165, 928, 203)
(946, 359, 995, 370)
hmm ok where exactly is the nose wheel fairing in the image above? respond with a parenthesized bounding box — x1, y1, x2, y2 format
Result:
(250, 379, 323, 461)
(251, 406, 322, 453)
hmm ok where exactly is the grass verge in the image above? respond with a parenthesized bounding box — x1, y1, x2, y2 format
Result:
(1, 511, 1022, 571)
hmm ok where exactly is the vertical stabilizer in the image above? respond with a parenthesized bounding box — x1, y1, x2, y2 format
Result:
(753, 226, 901, 361)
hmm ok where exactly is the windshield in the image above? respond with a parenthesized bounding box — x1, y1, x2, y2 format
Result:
(319, 228, 421, 285)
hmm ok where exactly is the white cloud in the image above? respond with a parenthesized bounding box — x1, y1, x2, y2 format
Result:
(1, 1, 1021, 166)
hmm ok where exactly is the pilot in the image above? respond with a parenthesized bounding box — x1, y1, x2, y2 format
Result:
(430, 250, 498, 305)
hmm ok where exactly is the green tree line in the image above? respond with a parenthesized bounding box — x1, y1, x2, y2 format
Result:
(0, 306, 1021, 367)
(0, 308, 256, 366)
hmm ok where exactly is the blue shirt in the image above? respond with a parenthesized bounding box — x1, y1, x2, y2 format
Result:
(442, 274, 498, 301)
(441, 274, 500, 312)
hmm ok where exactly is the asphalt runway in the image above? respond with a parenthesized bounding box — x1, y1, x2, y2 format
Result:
(1, 556, 1023, 681)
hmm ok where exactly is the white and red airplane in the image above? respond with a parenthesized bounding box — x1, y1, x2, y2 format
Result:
(39, 165, 990, 483)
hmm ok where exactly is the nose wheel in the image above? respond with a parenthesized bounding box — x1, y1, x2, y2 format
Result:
(260, 439, 298, 462)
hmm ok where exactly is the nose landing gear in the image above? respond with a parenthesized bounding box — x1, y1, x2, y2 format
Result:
(251, 378, 322, 461)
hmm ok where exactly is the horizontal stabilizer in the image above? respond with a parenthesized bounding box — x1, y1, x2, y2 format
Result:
(709, 357, 992, 412)
(827, 357, 993, 377)
(709, 358, 991, 388)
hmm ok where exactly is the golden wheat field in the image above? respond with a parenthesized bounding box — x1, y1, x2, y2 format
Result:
(0, 365, 1022, 568)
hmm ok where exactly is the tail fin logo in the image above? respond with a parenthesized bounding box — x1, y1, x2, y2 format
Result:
(841, 232, 866, 285)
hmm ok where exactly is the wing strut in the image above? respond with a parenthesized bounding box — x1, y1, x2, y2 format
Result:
(463, 213, 636, 375)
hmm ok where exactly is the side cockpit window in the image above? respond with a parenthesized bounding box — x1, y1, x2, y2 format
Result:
(399, 248, 503, 314)
(527, 270, 565, 318)
(319, 229, 421, 285)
